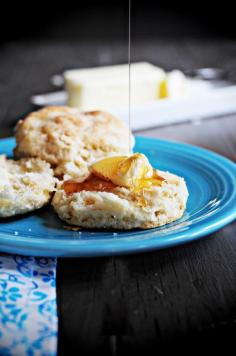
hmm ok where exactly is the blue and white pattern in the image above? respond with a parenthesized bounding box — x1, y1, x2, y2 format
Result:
(0, 254, 57, 356)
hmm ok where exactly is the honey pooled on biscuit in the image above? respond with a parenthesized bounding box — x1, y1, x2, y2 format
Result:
(63, 153, 165, 195)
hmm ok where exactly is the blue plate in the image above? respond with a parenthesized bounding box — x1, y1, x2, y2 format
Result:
(0, 136, 235, 257)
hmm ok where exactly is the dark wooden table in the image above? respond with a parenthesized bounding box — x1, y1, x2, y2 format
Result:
(0, 40, 236, 355)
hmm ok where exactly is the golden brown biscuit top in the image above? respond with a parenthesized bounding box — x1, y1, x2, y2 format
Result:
(14, 107, 134, 175)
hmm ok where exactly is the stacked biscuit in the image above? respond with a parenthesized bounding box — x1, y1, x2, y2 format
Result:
(14, 107, 134, 179)
(0, 106, 188, 229)
(0, 107, 133, 218)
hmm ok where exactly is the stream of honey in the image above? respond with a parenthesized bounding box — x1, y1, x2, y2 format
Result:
(128, 0, 132, 153)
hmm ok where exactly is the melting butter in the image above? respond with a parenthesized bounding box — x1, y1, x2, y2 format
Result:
(90, 153, 165, 190)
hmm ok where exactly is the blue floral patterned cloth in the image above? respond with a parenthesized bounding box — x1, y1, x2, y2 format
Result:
(0, 254, 57, 356)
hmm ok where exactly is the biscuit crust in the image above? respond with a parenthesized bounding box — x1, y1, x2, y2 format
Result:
(14, 107, 134, 179)
(0, 155, 57, 217)
(52, 170, 188, 230)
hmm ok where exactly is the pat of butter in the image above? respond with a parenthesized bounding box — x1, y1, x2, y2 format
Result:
(90, 153, 164, 189)
(64, 62, 166, 111)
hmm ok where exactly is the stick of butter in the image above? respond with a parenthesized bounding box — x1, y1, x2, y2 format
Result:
(64, 62, 168, 111)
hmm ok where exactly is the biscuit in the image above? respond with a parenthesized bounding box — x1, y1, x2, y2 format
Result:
(0, 155, 57, 217)
(14, 107, 134, 179)
(52, 170, 188, 230)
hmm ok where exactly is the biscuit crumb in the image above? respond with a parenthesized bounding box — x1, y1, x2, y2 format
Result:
(63, 225, 81, 231)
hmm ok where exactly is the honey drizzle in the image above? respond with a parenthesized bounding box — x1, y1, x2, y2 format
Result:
(128, 0, 132, 153)
(63, 175, 117, 195)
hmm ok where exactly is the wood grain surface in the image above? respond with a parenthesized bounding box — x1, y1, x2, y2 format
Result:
(0, 40, 236, 355)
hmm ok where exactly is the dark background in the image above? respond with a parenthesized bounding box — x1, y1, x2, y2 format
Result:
(1, 0, 236, 135)
(1, 0, 236, 44)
